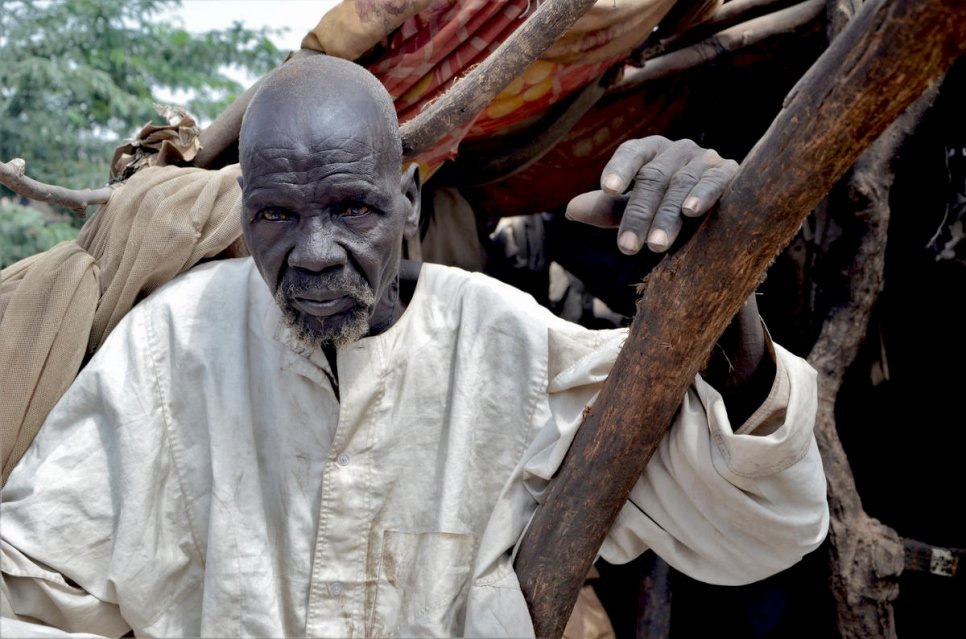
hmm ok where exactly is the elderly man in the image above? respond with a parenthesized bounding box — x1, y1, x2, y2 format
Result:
(0, 55, 827, 638)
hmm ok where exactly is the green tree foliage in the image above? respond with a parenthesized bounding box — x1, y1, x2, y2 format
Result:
(0, 0, 282, 197)
(0, 202, 79, 268)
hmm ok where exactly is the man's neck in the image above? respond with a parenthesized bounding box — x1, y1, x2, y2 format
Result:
(323, 260, 422, 395)
(399, 259, 422, 305)
(323, 345, 339, 396)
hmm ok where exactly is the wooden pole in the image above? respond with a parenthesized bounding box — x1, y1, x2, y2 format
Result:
(514, 1, 966, 637)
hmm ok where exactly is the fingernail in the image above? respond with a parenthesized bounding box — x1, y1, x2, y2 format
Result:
(682, 196, 700, 215)
(647, 229, 668, 251)
(603, 174, 623, 193)
(618, 231, 640, 253)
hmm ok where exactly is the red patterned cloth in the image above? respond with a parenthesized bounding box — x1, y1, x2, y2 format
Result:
(303, 1, 710, 178)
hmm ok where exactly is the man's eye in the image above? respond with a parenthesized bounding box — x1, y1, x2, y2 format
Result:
(257, 208, 292, 222)
(342, 205, 371, 218)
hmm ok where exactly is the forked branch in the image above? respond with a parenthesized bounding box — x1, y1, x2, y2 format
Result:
(0, 159, 112, 216)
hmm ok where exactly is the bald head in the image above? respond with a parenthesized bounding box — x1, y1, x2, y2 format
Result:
(240, 54, 401, 174)
(237, 54, 421, 351)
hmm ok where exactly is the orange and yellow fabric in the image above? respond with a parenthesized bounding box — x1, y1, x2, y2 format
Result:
(302, 0, 721, 178)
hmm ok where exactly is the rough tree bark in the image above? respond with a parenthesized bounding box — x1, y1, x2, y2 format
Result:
(513, 1, 966, 638)
(802, 1, 940, 637)
(809, 85, 941, 639)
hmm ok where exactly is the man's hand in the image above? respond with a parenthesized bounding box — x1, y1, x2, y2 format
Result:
(565, 136, 775, 427)
(564, 136, 738, 254)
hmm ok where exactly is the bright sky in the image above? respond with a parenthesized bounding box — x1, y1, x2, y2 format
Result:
(154, 1, 341, 119)
(159, 0, 341, 52)
(168, 0, 338, 51)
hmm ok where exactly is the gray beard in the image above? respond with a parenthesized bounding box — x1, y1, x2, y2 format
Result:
(274, 272, 377, 350)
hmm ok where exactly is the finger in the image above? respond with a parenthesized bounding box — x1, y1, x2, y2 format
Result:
(682, 159, 739, 217)
(616, 141, 698, 254)
(646, 150, 727, 249)
(565, 190, 627, 228)
(646, 167, 702, 252)
(599, 136, 672, 195)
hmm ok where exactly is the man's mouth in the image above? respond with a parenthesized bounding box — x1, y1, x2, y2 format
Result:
(291, 294, 355, 317)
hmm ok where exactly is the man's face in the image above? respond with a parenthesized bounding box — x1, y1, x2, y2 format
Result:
(240, 113, 417, 349)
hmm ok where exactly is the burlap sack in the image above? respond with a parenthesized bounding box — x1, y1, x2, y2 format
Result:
(0, 163, 243, 485)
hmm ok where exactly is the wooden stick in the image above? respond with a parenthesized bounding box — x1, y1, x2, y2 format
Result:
(712, 0, 801, 28)
(826, 0, 865, 39)
(514, 1, 966, 638)
(0, 159, 112, 216)
(192, 78, 264, 170)
(635, 0, 803, 61)
(193, 2, 598, 169)
(613, 0, 824, 94)
(399, 0, 598, 159)
(193, 49, 321, 170)
(805, 5, 933, 638)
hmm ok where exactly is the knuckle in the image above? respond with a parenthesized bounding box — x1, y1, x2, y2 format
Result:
(656, 201, 684, 222)
(709, 164, 738, 183)
(621, 200, 653, 225)
(670, 170, 700, 188)
(615, 139, 643, 155)
(671, 138, 699, 153)
(635, 164, 669, 185)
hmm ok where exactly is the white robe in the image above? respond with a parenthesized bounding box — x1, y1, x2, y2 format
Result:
(0, 258, 828, 638)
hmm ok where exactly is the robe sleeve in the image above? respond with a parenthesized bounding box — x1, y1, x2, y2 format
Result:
(1, 304, 201, 636)
(526, 328, 829, 586)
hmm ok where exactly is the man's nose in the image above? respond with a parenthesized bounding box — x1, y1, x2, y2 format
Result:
(288, 218, 348, 272)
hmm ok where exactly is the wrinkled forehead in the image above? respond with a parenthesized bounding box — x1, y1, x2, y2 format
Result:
(243, 99, 397, 180)
(240, 57, 401, 180)
(248, 113, 372, 176)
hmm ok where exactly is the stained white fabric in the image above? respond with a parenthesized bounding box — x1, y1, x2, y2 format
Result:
(0, 258, 828, 638)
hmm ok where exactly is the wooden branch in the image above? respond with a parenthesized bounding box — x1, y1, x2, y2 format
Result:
(634, 0, 803, 61)
(613, 0, 824, 94)
(192, 78, 264, 170)
(811, 3, 929, 637)
(636, 554, 672, 639)
(827, 0, 866, 39)
(514, 1, 966, 638)
(399, 0, 597, 160)
(811, 85, 939, 639)
(193, 49, 321, 170)
(0, 159, 112, 216)
(714, 0, 802, 27)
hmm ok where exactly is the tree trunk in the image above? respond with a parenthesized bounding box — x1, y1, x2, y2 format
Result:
(809, 85, 940, 639)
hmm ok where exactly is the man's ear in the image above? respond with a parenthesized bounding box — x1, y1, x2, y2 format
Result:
(400, 163, 421, 240)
